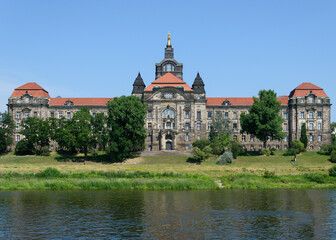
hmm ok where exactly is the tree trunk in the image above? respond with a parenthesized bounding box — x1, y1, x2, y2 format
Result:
(263, 139, 267, 149)
(84, 148, 88, 161)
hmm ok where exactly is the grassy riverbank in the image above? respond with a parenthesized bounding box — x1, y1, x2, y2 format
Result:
(0, 151, 335, 189)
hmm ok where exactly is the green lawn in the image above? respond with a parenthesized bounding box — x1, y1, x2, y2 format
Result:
(0, 151, 335, 190)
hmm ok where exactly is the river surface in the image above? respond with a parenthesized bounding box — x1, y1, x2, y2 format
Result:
(0, 190, 336, 239)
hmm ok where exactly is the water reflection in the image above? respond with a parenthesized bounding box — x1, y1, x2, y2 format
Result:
(0, 190, 335, 239)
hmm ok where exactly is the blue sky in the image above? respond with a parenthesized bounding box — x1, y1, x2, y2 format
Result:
(1, 0, 335, 120)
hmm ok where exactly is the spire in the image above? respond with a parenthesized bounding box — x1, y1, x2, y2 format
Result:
(132, 72, 146, 95)
(192, 72, 205, 94)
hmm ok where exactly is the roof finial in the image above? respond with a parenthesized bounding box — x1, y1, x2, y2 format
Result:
(167, 33, 171, 47)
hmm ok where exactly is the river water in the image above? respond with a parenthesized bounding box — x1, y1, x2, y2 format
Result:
(0, 190, 335, 239)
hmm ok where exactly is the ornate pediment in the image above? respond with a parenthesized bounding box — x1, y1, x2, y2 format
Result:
(65, 99, 74, 106)
(222, 99, 231, 106)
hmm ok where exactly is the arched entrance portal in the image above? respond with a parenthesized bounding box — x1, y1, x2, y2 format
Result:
(165, 134, 173, 150)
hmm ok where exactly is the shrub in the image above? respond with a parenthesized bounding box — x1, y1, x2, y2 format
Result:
(192, 139, 211, 150)
(34, 146, 50, 156)
(305, 173, 328, 184)
(291, 140, 305, 154)
(191, 147, 207, 163)
(261, 149, 271, 156)
(270, 148, 276, 155)
(331, 151, 336, 163)
(15, 139, 34, 155)
(231, 141, 244, 159)
(283, 148, 297, 156)
(36, 167, 62, 178)
(329, 165, 336, 177)
(203, 145, 213, 157)
(216, 151, 233, 164)
(263, 170, 276, 178)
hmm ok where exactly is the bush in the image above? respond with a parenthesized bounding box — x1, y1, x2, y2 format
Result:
(34, 146, 50, 156)
(330, 151, 336, 163)
(231, 141, 244, 159)
(329, 165, 336, 177)
(304, 173, 328, 184)
(36, 167, 62, 178)
(190, 147, 207, 163)
(291, 140, 305, 154)
(192, 139, 211, 150)
(203, 145, 213, 157)
(320, 144, 336, 155)
(261, 149, 271, 156)
(15, 139, 34, 155)
(263, 170, 276, 178)
(216, 151, 233, 164)
(270, 148, 276, 155)
(283, 148, 297, 156)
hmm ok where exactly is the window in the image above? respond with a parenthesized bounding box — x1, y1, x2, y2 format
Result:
(224, 112, 229, 119)
(267, 136, 271, 142)
(242, 135, 246, 142)
(67, 112, 71, 119)
(309, 123, 313, 130)
(197, 135, 201, 140)
(309, 112, 313, 119)
(16, 135, 20, 142)
(233, 123, 237, 131)
(197, 123, 201, 130)
(162, 109, 175, 119)
(197, 111, 201, 119)
(233, 112, 237, 120)
(59, 112, 63, 119)
(317, 112, 322, 119)
(166, 122, 171, 129)
(250, 135, 255, 142)
(34, 99, 37, 103)
(147, 111, 152, 119)
(318, 135, 322, 142)
(34, 112, 37, 117)
(148, 123, 152, 129)
(186, 134, 189, 142)
(251, 145, 254, 151)
(284, 136, 288, 142)
(259, 145, 262, 150)
(208, 123, 212, 130)
(300, 99, 305, 103)
(185, 123, 190, 130)
(309, 134, 313, 142)
(276, 145, 280, 150)
(318, 98, 322, 103)
(50, 112, 55, 118)
(17, 99, 21, 103)
(25, 97, 29, 103)
(185, 111, 190, 119)
(234, 135, 238, 141)
(283, 112, 287, 119)
(309, 97, 313, 103)
(163, 63, 174, 72)
(284, 123, 287, 131)
(24, 112, 29, 118)
(16, 112, 21, 120)
(215, 111, 221, 119)
(207, 112, 212, 120)
(16, 123, 20, 130)
(284, 145, 288, 150)
(300, 112, 305, 119)
(318, 122, 322, 130)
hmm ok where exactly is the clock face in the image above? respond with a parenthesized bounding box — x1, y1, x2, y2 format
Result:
(164, 93, 173, 99)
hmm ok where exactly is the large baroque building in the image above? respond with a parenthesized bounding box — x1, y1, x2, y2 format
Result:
(8, 35, 331, 151)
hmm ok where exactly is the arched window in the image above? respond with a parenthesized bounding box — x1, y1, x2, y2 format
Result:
(162, 109, 175, 119)
(163, 63, 175, 72)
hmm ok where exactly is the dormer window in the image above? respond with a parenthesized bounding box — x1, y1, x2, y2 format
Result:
(25, 97, 29, 103)
(163, 63, 175, 72)
(309, 96, 313, 103)
(65, 100, 74, 106)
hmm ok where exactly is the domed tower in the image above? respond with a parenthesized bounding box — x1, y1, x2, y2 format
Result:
(155, 33, 183, 80)
(131, 72, 146, 97)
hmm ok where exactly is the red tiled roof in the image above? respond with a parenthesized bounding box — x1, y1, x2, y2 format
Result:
(145, 73, 193, 91)
(49, 98, 113, 106)
(289, 82, 328, 98)
(206, 96, 288, 106)
(11, 82, 51, 98)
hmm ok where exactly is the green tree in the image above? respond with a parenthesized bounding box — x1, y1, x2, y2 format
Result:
(50, 117, 77, 154)
(91, 112, 108, 150)
(210, 131, 231, 155)
(300, 123, 308, 149)
(209, 114, 230, 141)
(240, 90, 285, 148)
(290, 139, 305, 154)
(70, 108, 95, 160)
(0, 112, 15, 153)
(331, 122, 336, 145)
(106, 96, 147, 162)
(20, 117, 51, 155)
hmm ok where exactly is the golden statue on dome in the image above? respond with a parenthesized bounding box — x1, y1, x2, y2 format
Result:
(167, 33, 171, 46)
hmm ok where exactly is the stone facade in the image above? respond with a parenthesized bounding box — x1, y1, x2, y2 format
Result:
(7, 36, 332, 151)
